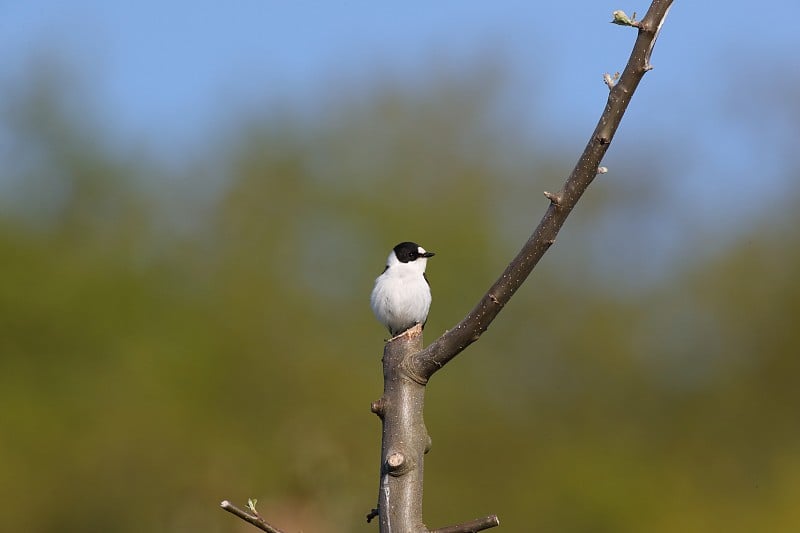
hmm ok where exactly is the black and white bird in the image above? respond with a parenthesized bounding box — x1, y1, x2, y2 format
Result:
(370, 241, 435, 337)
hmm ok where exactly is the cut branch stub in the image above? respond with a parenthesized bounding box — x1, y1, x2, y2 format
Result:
(371, 398, 386, 418)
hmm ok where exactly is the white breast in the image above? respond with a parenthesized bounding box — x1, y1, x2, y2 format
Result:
(370, 262, 431, 336)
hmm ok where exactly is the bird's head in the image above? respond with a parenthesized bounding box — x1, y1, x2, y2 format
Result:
(387, 241, 435, 274)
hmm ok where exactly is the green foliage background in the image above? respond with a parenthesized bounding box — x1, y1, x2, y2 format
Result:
(2, 62, 799, 532)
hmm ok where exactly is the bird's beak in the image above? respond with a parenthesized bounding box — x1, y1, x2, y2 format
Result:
(422, 251, 435, 258)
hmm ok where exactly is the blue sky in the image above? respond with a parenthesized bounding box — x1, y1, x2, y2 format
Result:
(3, 1, 799, 251)
(4, 1, 795, 145)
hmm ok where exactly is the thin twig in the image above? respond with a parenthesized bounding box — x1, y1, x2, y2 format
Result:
(219, 500, 287, 533)
(430, 514, 501, 533)
(366, 506, 380, 522)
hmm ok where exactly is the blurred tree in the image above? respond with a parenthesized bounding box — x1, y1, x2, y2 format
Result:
(0, 54, 798, 533)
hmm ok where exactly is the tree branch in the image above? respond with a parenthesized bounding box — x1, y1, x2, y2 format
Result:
(220, 500, 287, 533)
(221, 4, 674, 533)
(411, 0, 674, 382)
(430, 514, 501, 533)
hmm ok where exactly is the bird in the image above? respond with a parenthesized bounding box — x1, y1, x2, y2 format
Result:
(370, 241, 435, 337)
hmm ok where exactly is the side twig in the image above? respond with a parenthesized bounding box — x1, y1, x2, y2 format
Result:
(220, 500, 287, 533)
(430, 514, 501, 533)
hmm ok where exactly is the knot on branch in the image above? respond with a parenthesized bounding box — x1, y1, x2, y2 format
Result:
(370, 398, 386, 418)
(386, 451, 414, 476)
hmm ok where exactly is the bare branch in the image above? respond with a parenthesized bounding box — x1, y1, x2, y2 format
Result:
(219, 500, 287, 533)
(411, 0, 674, 381)
(430, 514, 501, 533)
(642, 4, 672, 69)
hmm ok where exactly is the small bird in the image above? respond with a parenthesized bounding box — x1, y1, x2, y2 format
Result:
(370, 241, 435, 337)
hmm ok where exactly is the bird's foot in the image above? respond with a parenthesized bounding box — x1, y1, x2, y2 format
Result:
(387, 323, 423, 342)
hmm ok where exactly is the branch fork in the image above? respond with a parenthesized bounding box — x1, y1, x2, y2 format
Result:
(370, 3, 673, 530)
